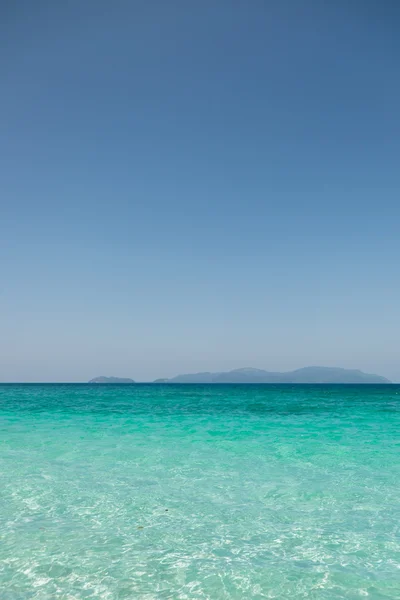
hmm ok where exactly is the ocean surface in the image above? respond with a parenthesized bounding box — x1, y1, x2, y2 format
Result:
(0, 384, 399, 600)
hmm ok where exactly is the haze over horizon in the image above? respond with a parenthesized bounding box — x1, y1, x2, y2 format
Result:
(2, 1, 400, 383)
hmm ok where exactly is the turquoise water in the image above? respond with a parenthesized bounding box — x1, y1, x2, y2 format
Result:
(0, 384, 399, 599)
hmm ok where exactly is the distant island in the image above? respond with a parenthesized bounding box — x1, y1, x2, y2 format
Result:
(153, 366, 390, 384)
(89, 367, 390, 384)
(88, 376, 135, 384)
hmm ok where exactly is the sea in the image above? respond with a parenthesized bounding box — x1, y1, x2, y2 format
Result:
(0, 383, 399, 599)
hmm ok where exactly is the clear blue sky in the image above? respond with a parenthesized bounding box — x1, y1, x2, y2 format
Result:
(1, 1, 399, 382)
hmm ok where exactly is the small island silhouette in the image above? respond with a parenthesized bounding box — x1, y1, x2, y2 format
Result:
(89, 376, 135, 384)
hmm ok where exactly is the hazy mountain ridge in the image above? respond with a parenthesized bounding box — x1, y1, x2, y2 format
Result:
(163, 366, 390, 384)
(89, 367, 390, 384)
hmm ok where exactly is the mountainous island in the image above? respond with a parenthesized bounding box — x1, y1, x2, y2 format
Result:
(89, 367, 390, 384)
(88, 376, 135, 384)
(154, 367, 390, 384)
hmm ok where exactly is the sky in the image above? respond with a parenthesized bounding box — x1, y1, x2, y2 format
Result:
(1, 0, 400, 382)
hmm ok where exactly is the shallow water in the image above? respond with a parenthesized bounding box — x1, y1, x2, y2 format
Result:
(0, 384, 399, 599)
